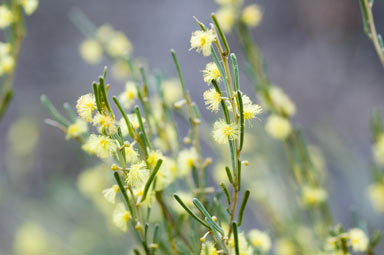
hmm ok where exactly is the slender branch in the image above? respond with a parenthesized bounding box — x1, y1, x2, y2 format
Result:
(362, 0, 384, 67)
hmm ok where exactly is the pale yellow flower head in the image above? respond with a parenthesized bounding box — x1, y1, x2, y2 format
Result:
(200, 241, 218, 255)
(241, 95, 262, 120)
(302, 186, 327, 206)
(373, 133, 384, 166)
(92, 113, 117, 134)
(348, 228, 369, 252)
(216, 7, 236, 33)
(0, 5, 14, 28)
(244, 103, 262, 120)
(0, 42, 14, 75)
(20, 0, 39, 15)
(190, 29, 217, 57)
(242, 4, 263, 27)
(80, 39, 102, 64)
(248, 229, 272, 252)
(177, 147, 198, 176)
(118, 81, 137, 109)
(0, 55, 15, 75)
(213, 119, 239, 144)
(203, 88, 222, 112)
(228, 232, 253, 255)
(0, 42, 11, 56)
(96, 24, 115, 44)
(113, 202, 131, 232)
(119, 114, 141, 136)
(265, 115, 292, 140)
(147, 150, 163, 168)
(128, 113, 141, 129)
(82, 134, 117, 158)
(66, 119, 88, 140)
(106, 32, 132, 58)
(135, 188, 156, 208)
(203, 62, 221, 84)
(102, 185, 120, 204)
(76, 93, 96, 122)
(163, 79, 182, 105)
(324, 236, 338, 252)
(125, 161, 149, 188)
(368, 183, 384, 212)
(124, 144, 139, 163)
(268, 86, 296, 117)
(275, 238, 296, 255)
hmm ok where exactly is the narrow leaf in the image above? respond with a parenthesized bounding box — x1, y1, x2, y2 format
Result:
(238, 189, 250, 226)
(141, 159, 163, 202)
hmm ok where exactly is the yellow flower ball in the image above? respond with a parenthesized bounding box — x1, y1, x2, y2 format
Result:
(213, 119, 239, 144)
(216, 7, 236, 33)
(302, 186, 327, 206)
(265, 115, 292, 140)
(348, 228, 369, 252)
(373, 133, 384, 166)
(66, 119, 88, 139)
(76, 93, 96, 122)
(79, 39, 103, 64)
(242, 4, 263, 27)
(268, 86, 296, 117)
(190, 29, 217, 57)
(21, 0, 39, 15)
(113, 203, 131, 232)
(203, 88, 222, 112)
(248, 229, 272, 252)
(0, 6, 14, 28)
(368, 183, 384, 212)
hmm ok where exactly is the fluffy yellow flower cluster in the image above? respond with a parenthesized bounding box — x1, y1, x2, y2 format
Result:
(325, 228, 369, 253)
(0, 5, 14, 29)
(66, 118, 88, 140)
(248, 229, 272, 252)
(264, 87, 296, 140)
(82, 134, 117, 158)
(76, 93, 96, 122)
(0, 0, 38, 29)
(118, 81, 137, 109)
(268, 86, 296, 117)
(162, 79, 182, 105)
(203, 88, 222, 112)
(113, 203, 131, 232)
(203, 62, 221, 84)
(20, 0, 39, 15)
(0, 42, 14, 76)
(200, 241, 218, 255)
(373, 133, 384, 165)
(228, 232, 253, 254)
(190, 29, 217, 57)
(79, 24, 132, 64)
(238, 94, 263, 121)
(215, 0, 263, 33)
(302, 185, 328, 206)
(368, 183, 384, 212)
(212, 119, 239, 144)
